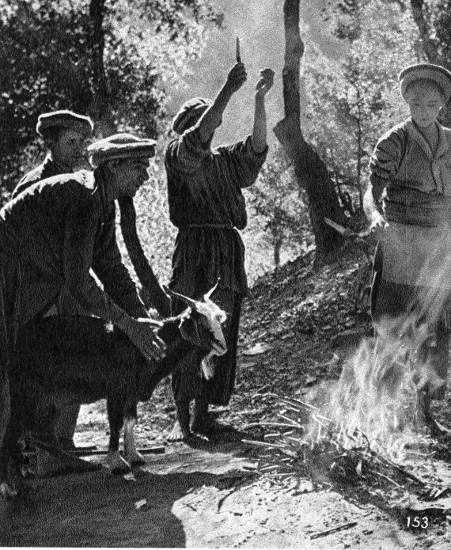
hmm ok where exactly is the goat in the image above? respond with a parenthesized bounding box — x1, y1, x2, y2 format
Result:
(0, 288, 226, 496)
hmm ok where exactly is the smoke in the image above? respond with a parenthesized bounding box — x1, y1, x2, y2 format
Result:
(168, 0, 285, 148)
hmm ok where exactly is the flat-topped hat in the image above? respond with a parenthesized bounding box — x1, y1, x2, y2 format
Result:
(172, 97, 212, 135)
(399, 63, 451, 103)
(36, 110, 94, 137)
(87, 133, 156, 168)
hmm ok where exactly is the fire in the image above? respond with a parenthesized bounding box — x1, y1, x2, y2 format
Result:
(249, 239, 451, 489)
(318, 311, 446, 461)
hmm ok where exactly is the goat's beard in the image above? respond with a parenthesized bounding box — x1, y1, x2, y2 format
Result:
(201, 352, 216, 380)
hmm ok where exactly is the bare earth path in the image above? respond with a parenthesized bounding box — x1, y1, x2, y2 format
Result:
(2, 438, 447, 549)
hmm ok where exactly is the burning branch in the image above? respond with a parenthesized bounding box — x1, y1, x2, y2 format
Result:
(245, 389, 450, 518)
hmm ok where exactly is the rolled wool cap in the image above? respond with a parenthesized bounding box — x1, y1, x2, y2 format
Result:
(87, 133, 157, 168)
(399, 63, 451, 103)
(36, 110, 94, 137)
(171, 97, 212, 135)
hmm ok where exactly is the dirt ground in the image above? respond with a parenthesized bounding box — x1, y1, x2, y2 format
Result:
(3, 252, 451, 548)
(2, 411, 450, 549)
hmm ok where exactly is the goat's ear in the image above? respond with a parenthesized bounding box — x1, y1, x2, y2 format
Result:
(203, 278, 220, 301)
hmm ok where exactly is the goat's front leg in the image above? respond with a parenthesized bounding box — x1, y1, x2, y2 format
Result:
(0, 376, 22, 498)
(106, 397, 130, 473)
(123, 402, 145, 466)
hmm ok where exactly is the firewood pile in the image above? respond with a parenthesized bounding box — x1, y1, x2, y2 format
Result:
(246, 394, 451, 527)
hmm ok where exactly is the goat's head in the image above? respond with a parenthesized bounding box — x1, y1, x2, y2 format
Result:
(164, 286, 227, 358)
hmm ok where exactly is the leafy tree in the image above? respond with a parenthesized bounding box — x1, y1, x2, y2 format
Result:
(117, 159, 177, 284)
(410, 0, 451, 125)
(303, 0, 420, 219)
(246, 147, 312, 268)
(0, 0, 219, 196)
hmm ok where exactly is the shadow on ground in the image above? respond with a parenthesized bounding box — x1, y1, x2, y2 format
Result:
(0, 440, 258, 548)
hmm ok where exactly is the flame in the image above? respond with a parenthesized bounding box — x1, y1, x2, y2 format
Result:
(313, 240, 451, 461)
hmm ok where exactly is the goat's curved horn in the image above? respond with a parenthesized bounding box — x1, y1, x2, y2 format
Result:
(203, 278, 220, 301)
(163, 286, 198, 308)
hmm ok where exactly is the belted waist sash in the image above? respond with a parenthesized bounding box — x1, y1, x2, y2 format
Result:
(385, 183, 451, 227)
(179, 223, 234, 230)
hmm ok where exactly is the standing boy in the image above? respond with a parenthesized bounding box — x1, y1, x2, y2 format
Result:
(165, 62, 274, 440)
(364, 63, 451, 434)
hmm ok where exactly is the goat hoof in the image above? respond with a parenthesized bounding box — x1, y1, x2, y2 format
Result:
(107, 453, 131, 474)
(127, 452, 146, 466)
(0, 481, 19, 499)
(110, 462, 131, 475)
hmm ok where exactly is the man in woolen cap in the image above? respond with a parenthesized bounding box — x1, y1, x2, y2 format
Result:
(11, 110, 95, 449)
(0, 134, 167, 475)
(165, 61, 275, 440)
(13, 110, 94, 198)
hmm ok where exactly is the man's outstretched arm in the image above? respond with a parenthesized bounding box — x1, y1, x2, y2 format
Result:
(251, 68, 275, 153)
(197, 63, 248, 144)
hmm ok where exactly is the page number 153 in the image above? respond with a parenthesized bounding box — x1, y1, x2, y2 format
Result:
(406, 516, 430, 529)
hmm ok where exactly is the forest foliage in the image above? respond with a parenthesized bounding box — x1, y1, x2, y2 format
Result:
(0, 0, 219, 191)
(2, 0, 451, 281)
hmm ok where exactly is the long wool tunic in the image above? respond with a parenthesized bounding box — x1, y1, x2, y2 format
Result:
(165, 125, 267, 405)
(369, 119, 451, 293)
(0, 170, 147, 369)
(165, 126, 268, 296)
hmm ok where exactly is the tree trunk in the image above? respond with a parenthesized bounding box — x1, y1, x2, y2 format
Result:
(87, 3, 169, 315)
(356, 92, 363, 212)
(88, 2, 168, 314)
(410, 0, 439, 64)
(274, 237, 283, 269)
(274, 0, 346, 256)
(89, 0, 115, 136)
(118, 197, 171, 318)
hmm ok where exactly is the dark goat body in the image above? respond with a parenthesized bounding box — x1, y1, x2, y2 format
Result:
(13, 315, 203, 405)
(1, 303, 225, 489)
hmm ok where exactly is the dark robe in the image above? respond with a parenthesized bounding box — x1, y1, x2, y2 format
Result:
(0, 170, 147, 372)
(13, 156, 64, 199)
(165, 125, 267, 405)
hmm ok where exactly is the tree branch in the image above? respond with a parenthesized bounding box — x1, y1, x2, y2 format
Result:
(410, 0, 439, 62)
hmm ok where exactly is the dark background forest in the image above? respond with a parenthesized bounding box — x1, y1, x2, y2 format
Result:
(1, 0, 451, 282)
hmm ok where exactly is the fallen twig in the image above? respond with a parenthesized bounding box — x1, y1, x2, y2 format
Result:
(278, 395, 320, 412)
(27, 438, 166, 457)
(60, 446, 165, 457)
(242, 440, 287, 449)
(311, 415, 327, 427)
(251, 384, 271, 397)
(244, 422, 300, 432)
(373, 471, 402, 488)
(216, 477, 254, 512)
(324, 218, 371, 239)
(310, 521, 358, 539)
